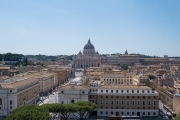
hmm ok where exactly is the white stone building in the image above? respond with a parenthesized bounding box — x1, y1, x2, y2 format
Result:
(72, 39, 101, 68)
(58, 77, 89, 104)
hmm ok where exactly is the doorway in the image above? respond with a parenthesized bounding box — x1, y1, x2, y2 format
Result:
(71, 99, 74, 103)
(137, 112, 140, 116)
(116, 112, 119, 116)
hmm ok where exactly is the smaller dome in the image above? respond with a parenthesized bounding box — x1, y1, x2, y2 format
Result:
(78, 51, 82, 55)
(84, 39, 95, 49)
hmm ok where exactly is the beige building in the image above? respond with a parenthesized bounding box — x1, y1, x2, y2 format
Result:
(97, 85, 159, 117)
(58, 72, 160, 118)
(33, 73, 58, 96)
(100, 73, 134, 85)
(72, 39, 101, 68)
(119, 50, 140, 66)
(0, 76, 39, 117)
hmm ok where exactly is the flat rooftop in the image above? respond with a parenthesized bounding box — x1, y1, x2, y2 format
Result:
(99, 85, 151, 89)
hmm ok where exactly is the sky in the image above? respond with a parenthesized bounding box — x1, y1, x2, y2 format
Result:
(0, 0, 180, 57)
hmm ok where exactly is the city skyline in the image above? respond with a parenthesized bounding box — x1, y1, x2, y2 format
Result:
(0, 0, 180, 56)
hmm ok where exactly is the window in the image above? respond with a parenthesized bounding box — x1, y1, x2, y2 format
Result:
(111, 96, 113, 98)
(153, 112, 156, 115)
(101, 90, 103, 93)
(10, 90, 12, 93)
(137, 90, 139, 93)
(106, 111, 108, 114)
(132, 96, 134, 98)
(142, 90, 144, 93)
(121, 90, 124, 93)
(147, 90, 150, 93)
(148, 112, 150, 115)
(127, 90, 129, 93)
(132, 90, 134, 93)
(127, 112, 129, 115)
(106, 96, 108, 98)
(137, 100, 140, 105)
(116, 96, 118, 98)
(121, 100, 124, 105)
(143, 101, 145, 105)
(143, 96, 145, 99)
(10, 100, 12, 105)
(101, 100, 103, 105)
(127, 101, 129, 105)
(10, 106, 12, 109)
(111, 111, 113, 115)
(61, 101, 64, 104)
(154, 96, 156, 99)
(121, 112, 124, 115)
(111, 90, 113, 93)
(100, 111, 103, 114)
(132, 100, 135, 105)
(106, 100, 108, 105)
(127, 96, 129, 99)
(138, 96, 140, 99)
(148, 101, 151, 105)
(61, 91, 64, 93)
(132, 112, 134, 115)
(143, 112, 145, 115)
(116, 90, 118, 93)
(111, 100, 114, 105)
(82, 91, 85, 94)
(116, 100, 119, 105)
(101, 96, 103, 98)
(106, 90, 108, 93)
(153, 101, 156, 105)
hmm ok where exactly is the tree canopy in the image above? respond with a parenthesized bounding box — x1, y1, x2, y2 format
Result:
(72, 101, 98, 120)
(0, 53, 23, 61)
(7, 102, 97, 120)
(121, 64, 128, 70)
(174, 115, 180, 120)
(148, 74, 156, 80)
(6, 104, 50, 120)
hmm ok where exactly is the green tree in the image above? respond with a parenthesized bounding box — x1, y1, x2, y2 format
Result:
(72, 101, 98, 120)
(174, 115, 180, 120)
(60, 104, 77, 120)
(121, 64, 128, 70)
(6, 104, 50, 120)
(148, 74, 156, 80)
(41, 103, 76, 120)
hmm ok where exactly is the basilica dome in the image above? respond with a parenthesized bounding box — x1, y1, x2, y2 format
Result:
(84, 39, 95, 50)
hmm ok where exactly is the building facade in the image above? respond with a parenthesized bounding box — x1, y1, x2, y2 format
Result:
(72, 39, 101, 68)
(0, 76, 39, 117)
(58, 77, 159, 118)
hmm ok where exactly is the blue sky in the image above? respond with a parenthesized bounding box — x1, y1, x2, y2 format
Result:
(0, 0, 180, 56)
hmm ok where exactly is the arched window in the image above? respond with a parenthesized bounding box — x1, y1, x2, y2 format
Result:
(71, 99, 75, 103)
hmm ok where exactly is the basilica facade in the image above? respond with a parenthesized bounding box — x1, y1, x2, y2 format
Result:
(72, 39, 101, 68)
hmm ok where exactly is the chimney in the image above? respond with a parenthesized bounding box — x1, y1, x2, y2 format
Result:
(14, 73, 16, 82)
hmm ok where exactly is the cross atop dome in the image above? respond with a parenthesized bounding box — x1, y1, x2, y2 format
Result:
(88, 38, 91, 43)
